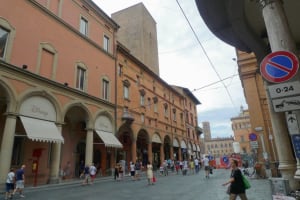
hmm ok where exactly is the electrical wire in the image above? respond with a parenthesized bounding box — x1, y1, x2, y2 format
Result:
(175, 0, 236, 107)
(192, 74, 238, 92)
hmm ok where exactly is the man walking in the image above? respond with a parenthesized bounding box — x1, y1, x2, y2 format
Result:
(89, 163, 97, 184)
(194, 158, 199, 173)
(13, 164, 26, 198)
(202, 156, 210, 179)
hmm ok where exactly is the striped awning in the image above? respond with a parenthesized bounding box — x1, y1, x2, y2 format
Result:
(95, 130, 123, 148)
(20, 116, 64, 143)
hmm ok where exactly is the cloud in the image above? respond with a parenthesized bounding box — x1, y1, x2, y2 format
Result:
(198, 107, 241, 138)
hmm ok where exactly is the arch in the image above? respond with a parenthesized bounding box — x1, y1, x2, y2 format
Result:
(93, 110, 114, 130)
(136, 129, 150, 164)
(163, 135, 171, 160)
(62, 100, 92, 127)
(180, 140, 187, 149)
(152, 132, 162, 144)
(0, 78, 17, 112)
(17, 89, 62, 121)
(137, 129, 150, 144)
(95, 115, 113, 131)
(173, 138, 180, 148)
(117, 123, 134, 141)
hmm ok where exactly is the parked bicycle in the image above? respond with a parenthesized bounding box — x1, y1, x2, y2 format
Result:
(242, 162, 266, 179)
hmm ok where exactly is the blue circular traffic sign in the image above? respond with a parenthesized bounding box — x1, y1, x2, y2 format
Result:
(222, 156, 229, 164)
(260, 51, 299, 83)
(249, 133, 257, 141)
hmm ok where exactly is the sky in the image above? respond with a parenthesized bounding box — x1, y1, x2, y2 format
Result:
(94, 0, 248, 138)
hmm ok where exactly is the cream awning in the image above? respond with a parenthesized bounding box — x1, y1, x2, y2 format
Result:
(181, 141, 187, 149)
(152, 134, 162, 143)
(20, 116, 64, 143)
(95, 130, 123, 148)
(173, 139, 179, 147)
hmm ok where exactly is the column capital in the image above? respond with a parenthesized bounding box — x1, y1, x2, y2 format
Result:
(3, 112, 18, 118)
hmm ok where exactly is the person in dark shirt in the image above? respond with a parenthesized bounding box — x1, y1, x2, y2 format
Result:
(82, 164, 90, 185)
(13, 164, 26, 198)
(222, 159, 248, 200)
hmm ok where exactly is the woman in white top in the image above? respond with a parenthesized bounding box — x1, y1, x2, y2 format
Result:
(146, 161, 154, 185)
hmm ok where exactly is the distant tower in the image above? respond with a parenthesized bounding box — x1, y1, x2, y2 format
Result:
(112, 3, 160, 75)
(202, 121, 211, 141)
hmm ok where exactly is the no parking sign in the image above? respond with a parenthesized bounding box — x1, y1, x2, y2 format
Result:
(260, 51, 299, 83)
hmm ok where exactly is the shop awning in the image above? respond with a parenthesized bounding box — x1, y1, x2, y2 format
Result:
(152, 133, 162, 143)
(95, 130, 123, 148)
(181, 141, 187, 149)
(173, 139, 179, 147)
(20, 116, 64, 143)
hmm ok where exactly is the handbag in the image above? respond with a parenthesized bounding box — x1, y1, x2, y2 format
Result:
(226, 185, 231, 195)
(242, 175, 251, 189)
(152, 176, 156, 183)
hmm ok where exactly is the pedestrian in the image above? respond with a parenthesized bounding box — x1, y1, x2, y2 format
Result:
(118, 163, 124, 181)
(159, 164, 164, 176)
(146, 161, 154, 185)
(79, 160, 85, 177)
(82, 164, 90, 185)
(89, 163, 97, 184)
(114, 163, 119, 181)
(163, 160, 168, 176)
(134, 160, 142, 180)
(5, 168, 15, 200)
(175, 161, 180, 175)
(189, 159, 195, 175)
(182, 160, 188, 175)
(222, 159, 248, 200)
(194, 158, 199, 173)
(130, 161, 136, 180)
(179, 160, 183, 171)
(13, 164, 26, 198)
(202, 156, 210, 178)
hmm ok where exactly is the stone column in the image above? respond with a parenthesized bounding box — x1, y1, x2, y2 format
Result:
(178, 148, 182, 161)
(170, 146, 174, 160)
(147, 142, 152, 164)
(48, 124, 62, 183)
(0, 114, 17, 183)
(160, 144, 164, 164)
(131, 137, 137, 162)
(85, 129, 93, 165)
(261, 0, 299, 190)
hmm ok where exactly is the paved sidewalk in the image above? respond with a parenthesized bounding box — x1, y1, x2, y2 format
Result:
(21, 169, 273, 200)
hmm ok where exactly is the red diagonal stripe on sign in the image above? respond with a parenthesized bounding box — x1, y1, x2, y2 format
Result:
(268, 59, 292, 73)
